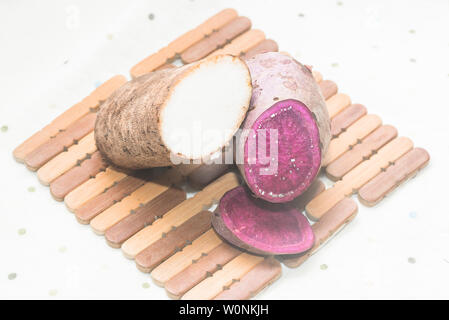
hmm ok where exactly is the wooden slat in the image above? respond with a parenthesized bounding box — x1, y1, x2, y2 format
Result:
(358, 148, 430, 206)
(326, 125, 398, 180)
(312, 70, 323, 83)
(211, 29, 265, 57)
(326, 93, 351, 118)
(155, 63, 176, 71)
(121, 172, 239, 259)
(65, 167, 128, 212)
(331, 103, 367, 137)
(319, 80, 338, 100)
(105, 188, 187, 247)
(13, 75, 126, 162)
(323, 114, 382, 166)
(242, 39, 279, 60)
(90, 182, 168, 234)
(37, 132, 97, 185)
(75, 175, 147, 224)
(283, 198, 358, 268)
(24, 112, 97, 171)
(135, 211, 212, 273)
(164, 243, 241, 299)
(214, 257, 282, 300)
(181, 253, 264, 300)
(90, 172, 180, 234)
(130, 8, 238, 78)
(306, 137, 414, 220)
(181, 16, 251, 63)
(50, 151, 107, 201)
(151, 229, 223, 286)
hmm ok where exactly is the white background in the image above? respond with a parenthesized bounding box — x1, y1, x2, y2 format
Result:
(0, 0, 448, 299)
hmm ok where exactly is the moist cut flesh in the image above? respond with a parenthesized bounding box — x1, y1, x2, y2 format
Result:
(244, 99, 322, 202)
(212, 186, 315, 255)
(238, 52, 331, 203)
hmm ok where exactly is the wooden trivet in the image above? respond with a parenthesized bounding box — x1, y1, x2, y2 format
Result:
(13, 8, 430, 300)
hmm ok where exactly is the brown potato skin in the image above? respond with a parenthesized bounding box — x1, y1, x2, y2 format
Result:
(95, 55, 251, 169)
(95, 65, 190, 169)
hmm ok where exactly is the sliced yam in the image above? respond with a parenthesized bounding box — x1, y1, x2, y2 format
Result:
(181, 253, 264, 300)
(331, 103, 367, 137)
(326, 93, 351, 118)
(283, 198, 358, 268)
(89, 178, 175, 235)
(358, 148, 430, 206)
(164, 243, 241, 299)
(241, 100, 323, 202)
(211, 29, 265, 57)
(242, 39, 279, 60)
(24, 112, 97, 171)
(50, 151, 107, 201)
(213, 186, 314, 255)
(306, 137, 414, 220)
(135, 211, 212, 273)
(96, 55, 252, 169)
(130, 8, 238, 78)
(239, 52, 330, 203)
(214, 257, 282, 300)
(37, 132, 97, 185)
(323, 114, 382, 166)
(121, 172, 239, 259)
(151, 229, 223, 286)
(105, 187, 186, 248)
(181, 16, 251, 63)
(65, 167, 128, 212)
(13, 75, 126, 162)
(319, 80, 338, 100)
(326, 125, 398, 180)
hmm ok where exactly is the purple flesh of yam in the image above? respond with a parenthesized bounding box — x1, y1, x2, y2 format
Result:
(243, 99, 322, 203)
(212, 186, 315, 255)
(238, 52, 331, 204)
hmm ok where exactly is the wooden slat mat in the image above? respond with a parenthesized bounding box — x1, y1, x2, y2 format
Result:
(13, 8, 430, 300)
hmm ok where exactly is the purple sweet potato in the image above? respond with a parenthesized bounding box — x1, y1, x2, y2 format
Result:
(237, 52, 331, 203)
(212, 186, 315, 255)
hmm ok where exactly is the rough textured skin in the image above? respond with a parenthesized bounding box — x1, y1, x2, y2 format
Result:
(212, 186, 315, 255)
(238, 52, 331, 202)
(244, 99, 322, 202)
(95, 55, 250, 169)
